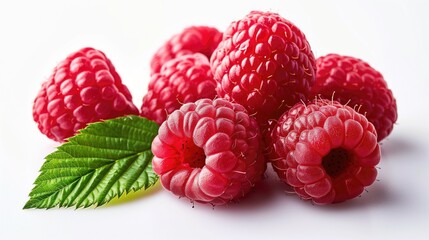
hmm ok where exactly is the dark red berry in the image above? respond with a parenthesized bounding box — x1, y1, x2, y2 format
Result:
(141, 53, 217, 125)
(311, 54, 397, 141)
(150, 26, 222, 74)
(152, 98, 266, 205)
(33, 47, 139, 142)
(210, 10, 316, 133)
(270, 99, 380, 204)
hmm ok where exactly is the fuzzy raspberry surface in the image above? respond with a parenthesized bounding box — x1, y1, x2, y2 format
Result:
(150, 26, 222, 74)
(151, 98, 266, 205)
(311, 54, 397, 141)
(141, 53, 217, 125)
(33, 47, 139, 142)
(210, 10, 316, 132)
(270, 99, 380, 204)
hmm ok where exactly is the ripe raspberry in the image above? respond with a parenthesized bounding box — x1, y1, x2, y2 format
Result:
(151, 98, 266, 205)
(210, 10, 316, 132)
(150, 25, 222, 74)
(33, 47, 139, 142)
(140, 53, 217, 125)
(270, 99, 380, 204)
(311, 54, 397, 141)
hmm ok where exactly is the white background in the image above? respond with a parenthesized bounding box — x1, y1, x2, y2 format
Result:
(1, 0, 428, 239)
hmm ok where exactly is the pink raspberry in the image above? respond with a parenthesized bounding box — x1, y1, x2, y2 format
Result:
(270, 99, 380, 204)
(311, 54, 397, 141)
(140, 53, 217, 125)
(210, 10, 316, 133)
(150, 26, 222, 74)
(151, 98, 266, 205)
(32, 47, 139, 142)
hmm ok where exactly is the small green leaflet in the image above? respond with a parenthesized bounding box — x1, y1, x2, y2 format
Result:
(24, 115, 159, 209)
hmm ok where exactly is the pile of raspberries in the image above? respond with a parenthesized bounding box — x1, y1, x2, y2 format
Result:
(33, 10, 397, 206)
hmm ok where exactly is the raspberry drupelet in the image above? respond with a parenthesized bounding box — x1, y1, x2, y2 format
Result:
(270, 99, 380, 204)
(151, 98, 266, 205)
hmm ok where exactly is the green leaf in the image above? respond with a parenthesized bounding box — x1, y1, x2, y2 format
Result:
(24, 115, 159, 209)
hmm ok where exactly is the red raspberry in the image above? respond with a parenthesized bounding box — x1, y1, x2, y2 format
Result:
(210, 10, 316, 132)
(150, 26, 222, 74)
(311, 54, 397, 141)
(33, 47, 139, 142)
(270, 99, 380, 204)
(140, 53, 217, 125)
(151, 98, 266, 205)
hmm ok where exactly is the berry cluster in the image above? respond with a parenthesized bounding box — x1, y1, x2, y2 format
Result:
(33, 10, 397, 206)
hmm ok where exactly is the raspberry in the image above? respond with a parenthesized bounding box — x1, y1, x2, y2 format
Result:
(140, 53, 217, 125)
(311, 54, 397, 141)
(33, 47, 139, 142)
(210, 10, 316, 132)
(270, 99, 380, 204)
(150, 26, 222, 74)
(151, 98, 266, 205)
